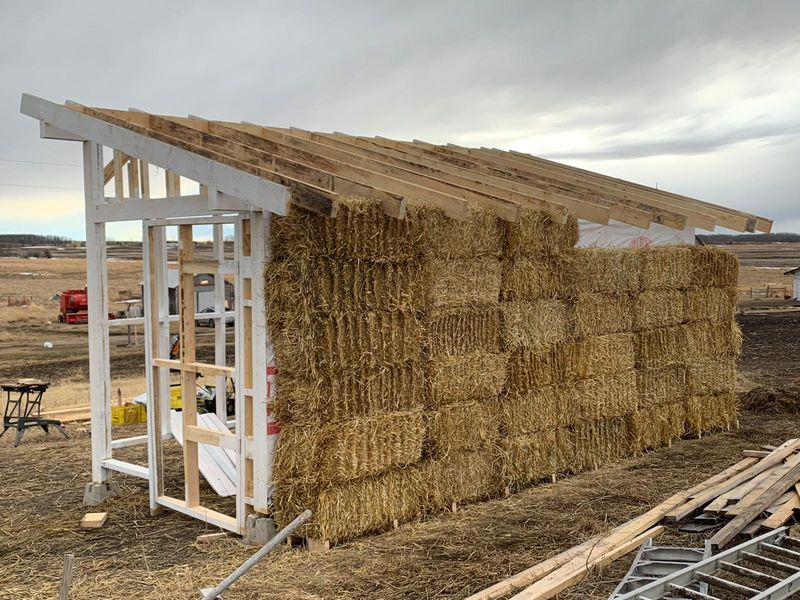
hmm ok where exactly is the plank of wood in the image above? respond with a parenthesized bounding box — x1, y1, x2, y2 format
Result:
(463, 536, 604, 600)
(725, 455, 800, 517)
(466, 459, 759, 600)
(80, 512, 108, 529)
(58, 553, 74, 600)
(762, 489, 800, 529)
(709, 457, 800, 550)
(509, 526, 665, 600)
(705, 467, 779, 514)
(664, 440, 800, 523)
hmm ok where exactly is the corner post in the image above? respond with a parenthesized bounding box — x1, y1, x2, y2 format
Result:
(83, 141, 115, 501)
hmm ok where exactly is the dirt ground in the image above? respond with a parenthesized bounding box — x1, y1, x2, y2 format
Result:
(0, 310, 798, 599)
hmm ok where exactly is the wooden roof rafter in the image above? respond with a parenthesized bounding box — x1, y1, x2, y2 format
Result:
(369, 136, 700, 231)
(19, 94, 772, 233)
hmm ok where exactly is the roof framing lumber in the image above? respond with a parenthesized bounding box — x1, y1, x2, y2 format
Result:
(362, 135, 663, 229)
(504, 148, 772, 233)
(66, 103, 337, 218)
(242, 122, 592, 223)
(216, 120, 564, 223)
(397, 138, 698, 231)
(19, 94, 292, 216)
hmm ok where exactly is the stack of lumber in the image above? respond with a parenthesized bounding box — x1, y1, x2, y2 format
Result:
(466, 440, 800, 600)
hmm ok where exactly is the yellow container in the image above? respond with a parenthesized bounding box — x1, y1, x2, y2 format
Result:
(111, 403, 146, 425)
(170, 384, 182, 409)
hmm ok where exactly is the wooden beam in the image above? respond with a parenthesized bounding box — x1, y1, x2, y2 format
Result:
(212, 120, 577, 223)
(365, 135, 661, 229)
(509, 527, 665, 600)
(709, 457, 800, 550)
(762, 486, 800, 529)
(152, 358, 234, 378)
(179, 224, 200, 508)
(184, 425, 238, 452)
(664, 439, 800, 523)
(422, 141, 701, 231)
(504, 148, 772, 233)
(21, 94, 292, 216)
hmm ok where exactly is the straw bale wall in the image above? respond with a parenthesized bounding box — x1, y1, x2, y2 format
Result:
(268, 197, 740, 542)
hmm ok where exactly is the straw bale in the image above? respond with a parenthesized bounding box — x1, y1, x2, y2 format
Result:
(499, 385, 572, 436)
(428, 352, 507, 407)
(273, 363, 425, 426)
(633, 289, 686, 331)
(572, 370, 638, 422)
(506, 346, 561, 394)
(631, 402, 685, 451)
(265, 259, 424, 316)
(501, 254, 577, 301)
(574, 248, 641, 294)
(561, 333, 636, 381)
(638, 247, 692, 290)
(505, 209, 579, 258)
(686, 358, 737, 395)
(422, 450, 502, 509)
(426, 306, 501, 357)
(684, 287, 736, 323)
(426, 401, 498, 457)
(501, 299, 570, 350)
(274, 309, 423, 373)
(685, 320, 742, 360)
(309, 467, 427, 542)
(570, 417, 632, 473)
(685, 393, 737, 434)
(635, 325, 687, 368)
(425, 258, 501, 309)
(572, 292, 633, 337)
(636, 365, 687, 407)
(273, 411, 425, 487)
(271, 197, 427, 261)
(422, 206, 503, 259)
(690, 246, 739, 288)
(500, 429, 573, 485)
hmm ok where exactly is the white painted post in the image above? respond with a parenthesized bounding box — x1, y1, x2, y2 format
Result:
(233, 216, 248, 532)
(84, 141, 112, 484)
(142, 222, 161, 512)
(212, 188, 227, 422)
(250, 211, 270, 510)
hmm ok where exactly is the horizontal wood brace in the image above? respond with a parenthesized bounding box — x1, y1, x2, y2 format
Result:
(184, 425, 238, 452)
(152, 358, 234, 377)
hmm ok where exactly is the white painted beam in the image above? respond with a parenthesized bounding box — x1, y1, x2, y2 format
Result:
(20, 94, 291, 215)
(92, 194, 249, 223)
(101, 458, 150, 479)
(39, 121, 85, 141)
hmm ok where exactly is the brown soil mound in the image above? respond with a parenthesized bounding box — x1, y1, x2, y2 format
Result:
(740, 384, 800, 414)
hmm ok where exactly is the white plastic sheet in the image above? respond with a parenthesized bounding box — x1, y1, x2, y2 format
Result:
(578, 219, 695, 248)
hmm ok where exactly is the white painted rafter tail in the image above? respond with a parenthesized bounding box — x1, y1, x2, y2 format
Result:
(20, 94, 291, 215)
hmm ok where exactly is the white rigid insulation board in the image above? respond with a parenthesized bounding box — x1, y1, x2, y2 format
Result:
(578, 219, 696, 248)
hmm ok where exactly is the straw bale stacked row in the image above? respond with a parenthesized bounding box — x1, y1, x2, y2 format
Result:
(267, 197, 740, 542)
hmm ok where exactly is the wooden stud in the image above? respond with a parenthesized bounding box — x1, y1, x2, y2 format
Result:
(178, 224, 200, 507)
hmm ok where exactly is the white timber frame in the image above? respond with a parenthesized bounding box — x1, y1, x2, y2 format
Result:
(21, 94, 280, 534)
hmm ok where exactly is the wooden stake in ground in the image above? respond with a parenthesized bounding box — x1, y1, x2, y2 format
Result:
(58, 553, 74, 600)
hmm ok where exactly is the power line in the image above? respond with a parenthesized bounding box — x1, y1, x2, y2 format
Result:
(0, 157, 82, 168)
(0, 182, 83, 191)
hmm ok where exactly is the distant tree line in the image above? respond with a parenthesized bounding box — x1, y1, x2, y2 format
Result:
(0, 233, 74, 247)
(698, 232, 800, 244)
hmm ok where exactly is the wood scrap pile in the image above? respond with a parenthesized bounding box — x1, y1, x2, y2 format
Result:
(466, 439, 800, 600)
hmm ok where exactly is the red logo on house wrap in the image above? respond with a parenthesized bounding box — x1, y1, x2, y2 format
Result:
(630, 236, 652, 248)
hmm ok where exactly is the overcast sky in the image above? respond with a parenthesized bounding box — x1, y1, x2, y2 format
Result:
(1, 0, 798, 240)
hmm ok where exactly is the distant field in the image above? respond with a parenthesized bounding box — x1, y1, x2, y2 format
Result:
(714, 242, 799, 299)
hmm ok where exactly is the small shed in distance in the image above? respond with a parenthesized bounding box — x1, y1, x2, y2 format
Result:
(784, 267, 800, 300)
